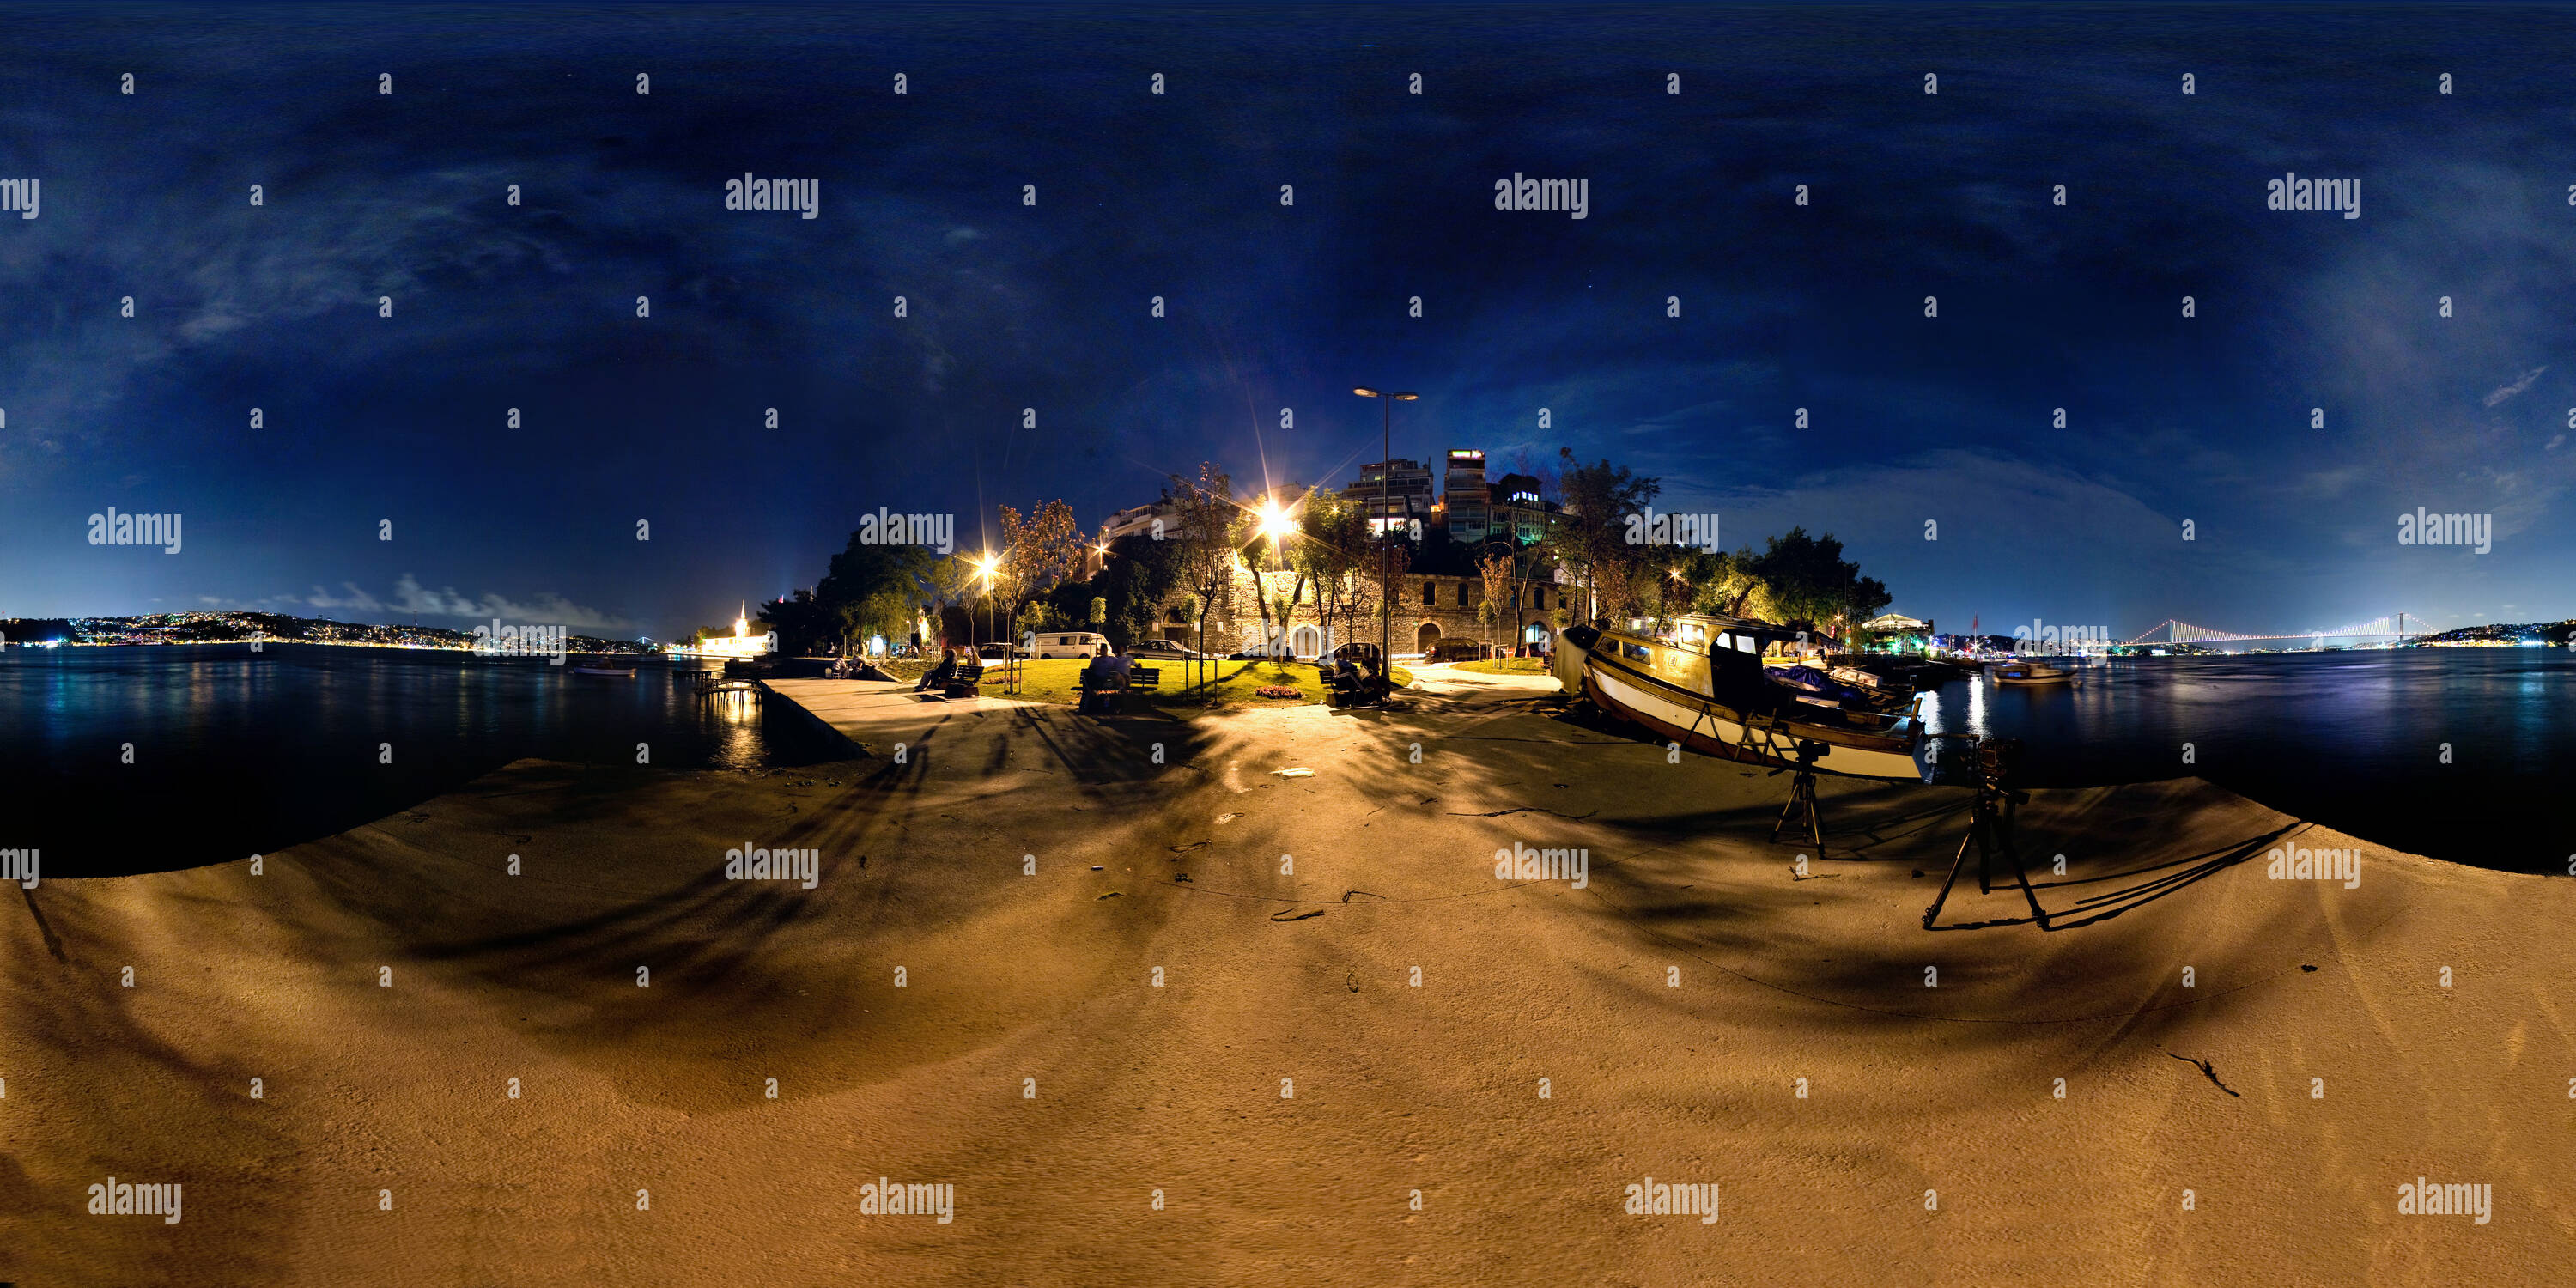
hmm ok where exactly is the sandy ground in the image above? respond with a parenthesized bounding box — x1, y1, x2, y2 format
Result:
(5, 665, 2570, 1285)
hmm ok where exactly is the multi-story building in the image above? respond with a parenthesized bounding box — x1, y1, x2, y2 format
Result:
(1440, 449, 1490, 542)
(1340, 459, 1435, 536)
(1487, 471, 1561, 545)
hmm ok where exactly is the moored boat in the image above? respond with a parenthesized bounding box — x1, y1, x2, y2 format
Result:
(1554, 615, 1923, 779)
(1991, 660, 2076, 687)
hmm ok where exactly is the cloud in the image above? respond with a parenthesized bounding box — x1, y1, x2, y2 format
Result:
(299, 575, 626, 629)
(2482, 365, 2547, 407)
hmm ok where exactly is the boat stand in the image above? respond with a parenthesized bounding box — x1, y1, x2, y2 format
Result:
(1767, 738, 1826, 848)
(1922, 738, 2051, 930)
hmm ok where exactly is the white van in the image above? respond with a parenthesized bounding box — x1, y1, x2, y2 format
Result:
(1024, 630, 1112, 659)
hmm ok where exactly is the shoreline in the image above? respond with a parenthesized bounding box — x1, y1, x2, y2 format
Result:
(4, 668, 2569, 1284)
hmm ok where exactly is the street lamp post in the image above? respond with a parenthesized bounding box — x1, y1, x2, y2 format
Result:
(1352, 387, 1418, 688)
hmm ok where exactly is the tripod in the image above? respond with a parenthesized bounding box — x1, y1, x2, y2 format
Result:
(1768, 738, 1826, 848)
(1922, 738, 2051, 930)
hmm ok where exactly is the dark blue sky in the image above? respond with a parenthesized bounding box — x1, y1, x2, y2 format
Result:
(4, 3, 2573, 639)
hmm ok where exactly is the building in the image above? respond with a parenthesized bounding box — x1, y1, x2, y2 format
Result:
(1101, 493, 1181, 544)
(1340, 459, 1435, 535)
(689, 605, 777, 659)
(1487, 471, 1561, 544)
(1860, 611, 1933, 654)
(1439, 449, 1490, 542)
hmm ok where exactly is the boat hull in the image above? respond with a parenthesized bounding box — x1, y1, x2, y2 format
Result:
(1583, 653, 1921, 780)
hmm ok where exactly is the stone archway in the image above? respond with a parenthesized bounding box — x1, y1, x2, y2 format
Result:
(1288, 623, 1324, 659)
(1415, 622, 1443, 654)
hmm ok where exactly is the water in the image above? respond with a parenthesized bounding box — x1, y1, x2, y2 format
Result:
(8, 645, 2568, 878)
(2, 644, 850, 877)
(1916, 650, 2574, 872)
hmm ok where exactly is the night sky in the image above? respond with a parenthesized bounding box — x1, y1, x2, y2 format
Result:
(5, 3, 2573, 641)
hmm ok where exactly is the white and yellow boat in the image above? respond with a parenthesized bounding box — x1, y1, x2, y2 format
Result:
(1553, 615, 1924, 779)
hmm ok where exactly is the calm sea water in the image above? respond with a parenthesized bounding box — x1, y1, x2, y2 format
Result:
(1916, 650, 2574, 872)
(3, 644, 849, 877)
(7, 645, 2568, 877)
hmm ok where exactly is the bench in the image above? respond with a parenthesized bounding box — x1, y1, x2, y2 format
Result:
(1077, 664, 1163, 714)
(1323, 666, 1383, 708)
(941, 660, 986, 698)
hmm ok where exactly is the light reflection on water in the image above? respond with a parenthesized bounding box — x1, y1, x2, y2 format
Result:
(1909, 650, 2573, 870)
(3, 644, 850, 875)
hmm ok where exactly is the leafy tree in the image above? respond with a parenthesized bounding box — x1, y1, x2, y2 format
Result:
(1291, 489, 1370, 654)
(1095, 531, 1181, 648)
(756, 590, 836, 656)
(1746, 527, 1889, 643)
(1166, 464, 1246, 693)
(992, 499, 1084, 690)
(1542, 448, 1661, 623)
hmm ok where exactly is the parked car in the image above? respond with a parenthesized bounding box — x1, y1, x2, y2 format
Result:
(975, 642, 1028, 663)
(1125, 638, 1206, 661)
(1023, 630, 1112, 659)
(1428, 641, 1502, 664)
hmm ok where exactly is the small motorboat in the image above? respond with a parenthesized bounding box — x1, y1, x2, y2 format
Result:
(1991, 660, 2076, 687)
(570, 663, 637, 677)
(1556, 614, 1923, 779)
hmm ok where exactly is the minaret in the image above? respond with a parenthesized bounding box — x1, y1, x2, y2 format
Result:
(736, 603, 750, 639)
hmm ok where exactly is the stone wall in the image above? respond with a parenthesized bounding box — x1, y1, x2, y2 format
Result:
(1149, 566, 1569, 657)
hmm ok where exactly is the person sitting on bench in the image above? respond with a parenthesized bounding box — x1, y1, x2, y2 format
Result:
(1078, 649, 1127, 711)
(916, 647, 958, 693)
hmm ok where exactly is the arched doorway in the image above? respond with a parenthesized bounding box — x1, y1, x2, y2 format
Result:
(1415, 622, 1442, 654)
(1522, 620, 1553, 648)
(1289, 623, 1323, 659)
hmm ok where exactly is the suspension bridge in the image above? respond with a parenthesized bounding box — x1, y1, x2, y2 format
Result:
(2123, 613, 2430, 647)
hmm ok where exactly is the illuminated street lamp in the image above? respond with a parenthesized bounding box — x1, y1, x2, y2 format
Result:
(1353, 388, 1419, 685)
(973, 550, 999, 650)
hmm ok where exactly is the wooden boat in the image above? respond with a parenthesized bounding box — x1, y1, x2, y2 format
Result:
(570, 663, 637, 677)
(1554, 615, 1923, 779)
(1991, 660, 2076, 687)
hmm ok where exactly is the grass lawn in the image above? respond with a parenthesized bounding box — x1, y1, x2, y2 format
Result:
(866, 656, 1413, 709)
(1448, 656, 1552, 675)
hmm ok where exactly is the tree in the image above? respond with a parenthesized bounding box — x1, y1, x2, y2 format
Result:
(993, 499, 1084, 691)
(756, 590, 835, 657)
(1746, 527, 1889, 647)
(814, 538, 934, 657)
(1476, 552, 1515, 651)
(1165, 463, 1245, 694)
(1543, 448, 1660, 623)
(924, 554, 981, 647)
(1096, 531, 1181, 649)
(1290, 489, 1369, 655)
